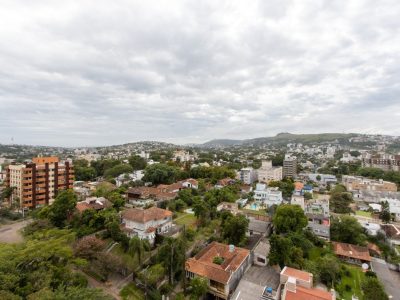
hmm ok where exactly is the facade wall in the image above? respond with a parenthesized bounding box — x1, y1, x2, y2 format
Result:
(6, 158, 74, 208)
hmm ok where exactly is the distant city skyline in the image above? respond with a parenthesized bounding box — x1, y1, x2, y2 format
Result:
(1, 1, 400, 147)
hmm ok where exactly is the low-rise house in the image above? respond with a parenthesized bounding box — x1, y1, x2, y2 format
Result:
(121, 207, 173, 245)
(254, 183, 283, 207)
(291, 194, 305, 209)
(253, 240, 270, 266)
(304, 198, 330, 240)
(217, 202, 239, 215)
(185, 242, 251, 299)
(342, 175, 397, 193)
(126, 187, 177, 205)
(280, 267, 334, 300)
(332, 242, 371, 265)
(76, 197, 112, 213)
(247, 218, 272, 238)
(215, 178, 236, 189)
(231, 265, 281, 300)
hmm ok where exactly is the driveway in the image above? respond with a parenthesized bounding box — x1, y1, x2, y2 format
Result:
(371, 258, 400, 300)
(0, 219, 31, 243)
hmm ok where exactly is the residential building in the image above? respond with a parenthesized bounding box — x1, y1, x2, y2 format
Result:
(5, 156, 74, 208)
(301, 173, 337, 186)
(257, 160, 283, 183)
(76, 197, 112, 213)
(239, 167, 257, 184)
(126, 186, 176, 206)
(362, 153, 400, 171)
(247, 218, 272, 238)
(231, 265, 281, 300)
(216, 202, 239, 215)
(121, 207, 173, 244)
(304, 198, 330, 240)
(172, 150, 196, 162)
(280, 267, 334, 300)
(382, 198, 400, 221)
(215, 177, 236, 189)
(283, 155, 297, 178)
(291, 194, 305, 209)
(342, 175, 397, 192)
(254, 183, 283, 207)
(185, 242, 251, 299)
(115, 170, 144, 187)
(332, 242, 371, 265)
(253, 240, 270, 266)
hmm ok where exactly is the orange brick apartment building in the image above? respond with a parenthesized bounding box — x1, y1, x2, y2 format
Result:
(6, 157, 74, 208)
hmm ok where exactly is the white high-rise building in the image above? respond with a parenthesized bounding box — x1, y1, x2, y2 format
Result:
(257, 160, 283, 183)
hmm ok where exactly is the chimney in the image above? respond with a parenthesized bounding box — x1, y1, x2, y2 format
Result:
(286, 277, 296, 293)
(229, 244, 235, 253)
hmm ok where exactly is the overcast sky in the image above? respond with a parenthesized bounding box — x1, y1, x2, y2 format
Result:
(0, 0, 399, 146)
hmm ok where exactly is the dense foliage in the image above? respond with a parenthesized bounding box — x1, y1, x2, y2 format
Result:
(273, 204, 308, 234)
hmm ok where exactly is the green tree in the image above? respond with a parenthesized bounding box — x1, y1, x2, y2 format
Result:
(193, 198, 210, 225)
(330, 185, 353, 213)
(189, 277, 208, 300)
(330, 216, 367, 245)
(48, 190, 77, 227)
(362, 277, 388, 300)
(128, 155, 147, 170)
(141, 263, 165, 286)
(317, 256, 340, 287)
(103, 164, 133, 178)
(273, 204, 308, 234)
(157, 237, 186, 285)
(143, 164, 181, 184)
(303, 192, 313, 200)
(128, 237, 150, 267)
(221, 214, 249, 246)
(380, 201, 391, 223)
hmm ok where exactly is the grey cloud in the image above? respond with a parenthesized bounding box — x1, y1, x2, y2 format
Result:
(0, 0, 400, 146)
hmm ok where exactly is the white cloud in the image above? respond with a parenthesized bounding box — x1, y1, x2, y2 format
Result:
(0, 0, 399, 146)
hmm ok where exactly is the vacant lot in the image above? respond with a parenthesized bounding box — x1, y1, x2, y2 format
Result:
(0, 219, 30, 243)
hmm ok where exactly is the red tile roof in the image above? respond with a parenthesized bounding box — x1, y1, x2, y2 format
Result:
(185, 242, 250, 284)
(282, 267, 312, 282)
(122, 207, 172, 223)
(332, 242, 371, 262)
(286, 285, 333, 300)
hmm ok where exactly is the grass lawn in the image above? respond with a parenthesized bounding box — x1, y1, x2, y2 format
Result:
(240, 208, 267, 216)
(308, 247, 323, 260)
(174, 212, 197, 229)
(336, 264, 365, 300)
(355, 210, 372, 218)
(120, 283, 145, 300)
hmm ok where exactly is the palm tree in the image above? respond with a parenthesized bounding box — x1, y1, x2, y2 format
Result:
(128, 237, 150, 268)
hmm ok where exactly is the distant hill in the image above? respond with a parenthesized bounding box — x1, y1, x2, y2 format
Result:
(198, 133, 358, 148)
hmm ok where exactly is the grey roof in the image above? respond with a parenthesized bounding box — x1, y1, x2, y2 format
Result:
(248, 219, 270, 233)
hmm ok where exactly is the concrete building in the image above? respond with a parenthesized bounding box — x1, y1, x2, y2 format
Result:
(342, 175, 397, 192)
(280, 267, 334, 300)
(362, 153, 400, 171)
(254, 183, 283, 207)
(304, 198, 330, 240)
(239, 167, 257, 184)
(121, 207, 173, 245)
(185, 242, 251, 300)
(5, 157, 74, 208)
(257, 160, 283, 183)
(283, 155, 297, 178)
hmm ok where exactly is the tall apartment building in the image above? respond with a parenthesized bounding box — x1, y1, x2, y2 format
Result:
(238, 167, 257, 184)
(362, 153, 400, 171)
(257, 160, 283, 183)
(6, 157, 74, 209)
(283, 155, 297, 178)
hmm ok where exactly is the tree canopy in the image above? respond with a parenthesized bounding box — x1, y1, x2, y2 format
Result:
(273, 204, 308, 234)
(330, 216, 367, 245)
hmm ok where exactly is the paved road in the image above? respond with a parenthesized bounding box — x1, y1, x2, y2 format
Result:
(0, 219, 31, 243)
(371, 258, 400, 300)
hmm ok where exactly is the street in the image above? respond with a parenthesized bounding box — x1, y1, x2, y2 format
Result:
(0, 219, 31, 243)
(371, 258, 400, 300)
